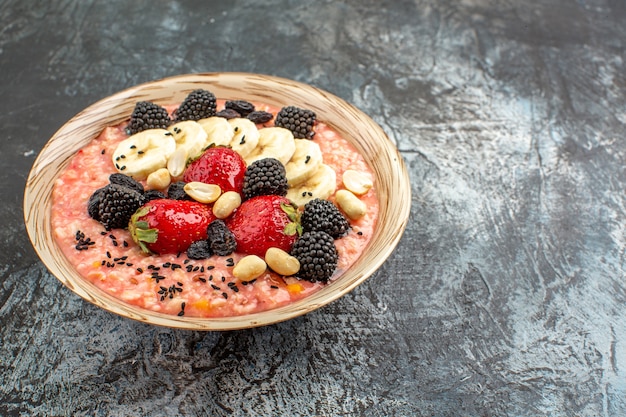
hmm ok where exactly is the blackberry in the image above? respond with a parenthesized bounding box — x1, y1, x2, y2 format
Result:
(290, 231, 338, 283)
(87, 187, 106, 221)
(174, 89, 217, 121)
(274, 106, 316, 139)
(109, 173, 144, 195)
(301, 198, 350, 238)
(207, 220, 237, 256)
(225, 100, 255, 116)
(247, 110, 273, 124)
(96, 184, 144, 230)
(216, 108, 241, 120)
(187, 240, 212, 260)
(167, 181, 191, 200)
(127, 101, 171, 135)
(143, 189, 167, 202)
(242, 158, 288, 199)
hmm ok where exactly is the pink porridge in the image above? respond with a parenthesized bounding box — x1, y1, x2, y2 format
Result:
(51, 99, 379, 318)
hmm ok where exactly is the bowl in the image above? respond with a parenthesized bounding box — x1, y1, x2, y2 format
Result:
(24, 72, 411, 330)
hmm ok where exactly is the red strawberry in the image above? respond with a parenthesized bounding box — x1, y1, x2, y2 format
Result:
(129, 199, 216, 254)
(227, 195, 301, 257)
(183, 146, 246, 193)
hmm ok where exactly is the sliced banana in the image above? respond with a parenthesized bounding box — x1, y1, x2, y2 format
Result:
(244, 127, 296, 166)
(228, 118, 260, 158)
(284, 139, 323, 187)
(167, 121, 208, 160)
(197, 117, 234, 147)
(111, 129, 176, 180)
(287, 163, 336, 207)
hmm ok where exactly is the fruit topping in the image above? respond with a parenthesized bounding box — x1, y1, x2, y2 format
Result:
(215, 108, 241, 119)
(127, 101, 171, 135)
(274, 105, 316, 139)
(225, 99, 255, 116)
(111, 129, 176, 180)
(143, 189, 167, 202)
(227, 195, 300, 258)
(167, 120, 209, 161)
(290, 231, 338, 282)
(129, 199, 216, 254)
(242, 157, 289, 200)
(247, 110, 273, 124)
(206, 219, 237, 256)
(286, 163, 336, 207)
(109, 173, 144, 194)
(182, 146, 247, 194)
(227, 118, 260, 158)
(244, 127, 295, 166)
(167, 181, 191, 200)
(300, 198, 350, 238)
(174, 89, 217, 121)
(186, 239, 212, 260)
(89, 183, 144, 230)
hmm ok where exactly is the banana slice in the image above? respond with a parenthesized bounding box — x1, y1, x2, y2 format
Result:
(244, 127, 296, 166)
(112, 129, 176, 180)
(197, 117, 234, 147)
(287, 163, 336, 207)
(167, 121, 208, 160)
(228, 118, 260, 158)
(284, 139, 323, 186)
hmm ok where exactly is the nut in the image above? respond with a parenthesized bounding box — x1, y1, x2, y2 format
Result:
(146, 167, 171, 190)
(335, 189, 367, 220)
(213, 191, 242, 219)
(342, 169, 373, 195)
(265, 247, 300, 276)
(232, 255, 267, 281)
(183, 182, 221, 204)
(167, 147, 188, 178)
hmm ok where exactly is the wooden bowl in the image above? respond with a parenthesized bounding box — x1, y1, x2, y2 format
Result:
(24, 73, 411, 330)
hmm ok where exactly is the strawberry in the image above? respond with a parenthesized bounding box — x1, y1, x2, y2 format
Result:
(183, 146, 246, 193)
(227, 195, 301, 257)
(129, 199, 216, 254)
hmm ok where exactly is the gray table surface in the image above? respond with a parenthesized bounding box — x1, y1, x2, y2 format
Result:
(2, 1, 625, 416)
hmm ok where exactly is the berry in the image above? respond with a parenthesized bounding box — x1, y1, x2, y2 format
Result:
(174, 89, 217, 121)
(225, 100, 255, 116)
(301, 198, 350, 238)
(127, 101, 171, 135)
(109, 173, 144, 195)
(242, 158, 288, 200)
(183, 147, 247, 194)
(129, 199, 216, 254)
(227, 195, 300, 257)
(290, 231, 338, 283)
(91, 184, 144, 230)
(167, 181, 191, 200)
(207, 220, 237, 256)
(187, 240, 212, 260)
(274, 106, 316, 139)
(247, 110, 273, 124)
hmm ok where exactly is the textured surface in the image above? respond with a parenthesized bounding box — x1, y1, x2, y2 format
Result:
(2, 0, 626, 416)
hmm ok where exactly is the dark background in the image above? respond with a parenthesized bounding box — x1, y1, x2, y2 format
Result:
(2, 1, 626, 416)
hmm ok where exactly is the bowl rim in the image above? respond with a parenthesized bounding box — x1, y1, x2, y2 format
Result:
(23, 72, 411, 330)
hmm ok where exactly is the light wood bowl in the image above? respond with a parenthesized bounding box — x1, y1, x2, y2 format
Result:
(24, 73, 411, 330)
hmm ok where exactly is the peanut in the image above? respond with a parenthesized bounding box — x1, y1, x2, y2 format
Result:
(232, 255, 267, 281)
(335, 189, 367, 220)
(146, 167, 171, 190)
(342, 169, 373, 195)
(265, 247, 300, 276)
(213, 191, 242, 219)
(167, 147, 188, 178)
(183, 182, 221, 204)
